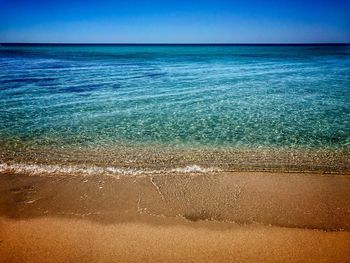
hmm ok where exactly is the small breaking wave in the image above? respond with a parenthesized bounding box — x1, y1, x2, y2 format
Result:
(171, 165, 215, 173)
(0, 163, 219, 177)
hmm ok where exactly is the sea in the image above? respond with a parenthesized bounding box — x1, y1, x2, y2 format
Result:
(0, 44, 349, 175)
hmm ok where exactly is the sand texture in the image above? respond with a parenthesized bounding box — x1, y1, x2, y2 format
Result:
(0, 171, 350, 262)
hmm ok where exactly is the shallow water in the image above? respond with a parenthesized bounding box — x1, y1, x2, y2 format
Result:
(0, 44, 349, 173)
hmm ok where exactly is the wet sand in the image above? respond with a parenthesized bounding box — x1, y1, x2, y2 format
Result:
(0, 171, 350, 262)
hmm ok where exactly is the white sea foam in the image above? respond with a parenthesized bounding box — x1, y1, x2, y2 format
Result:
(0, 163, 218, 177)
(171, 165, 215, 173)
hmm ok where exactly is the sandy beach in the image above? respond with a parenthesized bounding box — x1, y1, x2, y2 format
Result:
(1, 171, 349, 262)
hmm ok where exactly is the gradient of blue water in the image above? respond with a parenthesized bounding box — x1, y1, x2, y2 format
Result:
(0, 45, 349, 150)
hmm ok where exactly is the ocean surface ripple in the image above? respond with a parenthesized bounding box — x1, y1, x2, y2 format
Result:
(0, 45, 349, 172)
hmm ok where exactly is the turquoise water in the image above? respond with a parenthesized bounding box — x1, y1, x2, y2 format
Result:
(0, 44, 349, 172)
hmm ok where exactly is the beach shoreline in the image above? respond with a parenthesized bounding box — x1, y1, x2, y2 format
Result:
(1, 171, 349, 262)
(1, 145, 349, 174)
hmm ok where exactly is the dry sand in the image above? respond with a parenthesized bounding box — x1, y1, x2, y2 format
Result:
(0, 171, 350, 262)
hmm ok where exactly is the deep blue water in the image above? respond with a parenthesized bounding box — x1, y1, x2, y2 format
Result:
(0, 44, 349, 151)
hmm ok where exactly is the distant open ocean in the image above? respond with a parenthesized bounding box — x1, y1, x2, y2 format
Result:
(0, 44, 349, 175)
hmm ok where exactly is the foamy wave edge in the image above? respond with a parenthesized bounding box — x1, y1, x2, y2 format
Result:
(0, 163, 218, 177)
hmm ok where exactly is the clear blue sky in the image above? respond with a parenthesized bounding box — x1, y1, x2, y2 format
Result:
(0, 0, 349, 43)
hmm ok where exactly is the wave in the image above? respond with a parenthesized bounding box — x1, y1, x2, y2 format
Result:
(170, 165, 215, 173)
(0, 163, 219, 178)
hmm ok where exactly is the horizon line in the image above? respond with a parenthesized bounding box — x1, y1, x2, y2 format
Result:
(1, 42, 349, 45)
